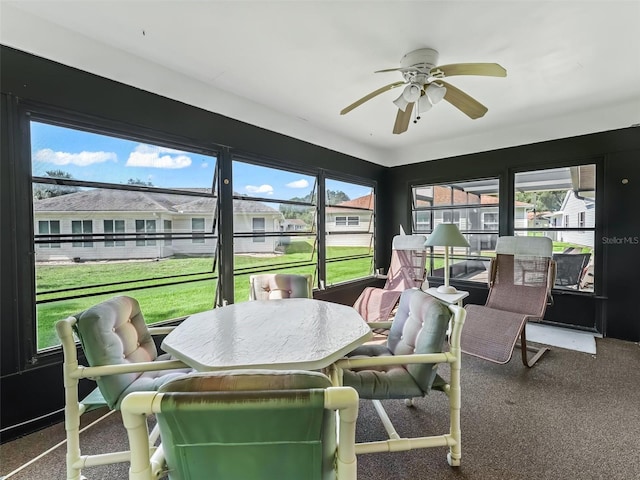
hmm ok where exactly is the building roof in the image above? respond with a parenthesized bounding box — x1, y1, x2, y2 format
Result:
(33, 188, 281, 215)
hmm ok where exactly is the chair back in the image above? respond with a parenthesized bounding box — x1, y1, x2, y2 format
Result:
(386, 288, 450, 392)
(74, 296, 187, 409)
(353, 235, 427, 323)
(486, 236, 555, 317)
(153, 370, 353, 480)
(249, 273, 313, 300)
(384, 235, 428, 291)
(552, 252, 591, 287)
(74, 296, 157, 408)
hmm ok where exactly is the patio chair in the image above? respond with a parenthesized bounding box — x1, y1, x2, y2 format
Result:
(121, 370, 359, 480)
(353, 234, 427, 323)
(460, 236, 556, 367)
(55, 295, 191, 480)
(334, 288, 466, 467)
(552, 252, 591, 288)
(249, 273, 313, 300)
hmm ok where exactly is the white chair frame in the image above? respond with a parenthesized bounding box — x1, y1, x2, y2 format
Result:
(56, 317, 187, 480)
(121, 386, 359, 480)
(332, 303, 466, 467)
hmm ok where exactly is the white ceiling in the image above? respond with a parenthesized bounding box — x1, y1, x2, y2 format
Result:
(2, 1, 639, 167)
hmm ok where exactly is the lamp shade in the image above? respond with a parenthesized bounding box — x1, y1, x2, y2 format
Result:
(425, 223, 470, 248)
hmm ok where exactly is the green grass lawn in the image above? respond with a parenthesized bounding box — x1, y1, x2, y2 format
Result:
(35, 241, 373, 350)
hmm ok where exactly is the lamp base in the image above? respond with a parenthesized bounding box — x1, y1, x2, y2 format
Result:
(436, 285, 458, 294)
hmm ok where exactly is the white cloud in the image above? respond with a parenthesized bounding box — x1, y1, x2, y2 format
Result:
(34, 148, 117, 166)
(245, 184, 274, 195)
(126, 144, 192, 169)
(201, 162, 209, 168)
(286, 179, 309, 189)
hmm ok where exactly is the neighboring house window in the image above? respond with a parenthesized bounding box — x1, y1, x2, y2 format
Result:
(72, 220, 93, 247)
(514, 164, 596, 292)
(38, 220, 60, 248)
(164, 220, 172, 246)
(136, 220, 157, 246)
(252, 217, 265, 243)
(412, 178, 500, 285)
(336, 215, 359, 226)
(104, 220, 125, 247)
(442, 211, 461, 225)
(482, 212, 499, 230)
(192, 218, 205, 244)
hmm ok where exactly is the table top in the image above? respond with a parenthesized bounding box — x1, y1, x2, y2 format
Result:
(161, 298, 373, 372)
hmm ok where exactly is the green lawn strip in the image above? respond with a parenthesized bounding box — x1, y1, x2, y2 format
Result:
(36, 243, 374, 350)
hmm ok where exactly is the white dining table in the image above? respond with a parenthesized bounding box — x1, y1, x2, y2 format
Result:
(161, 298, 373, 372)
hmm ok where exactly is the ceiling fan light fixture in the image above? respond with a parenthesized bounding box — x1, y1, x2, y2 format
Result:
(417, 95, 433, 114)
(393, 93, 410, 112)
(403, 83, 422, 103)
(426, 82, 447, 104)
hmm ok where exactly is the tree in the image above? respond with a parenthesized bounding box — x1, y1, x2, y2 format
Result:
(516, 190, 566, 213)
(33, 170, 79, 199)
(127, 178, 154, 186)
(280, 193, 316, 226)
(326, 190, 350, 205)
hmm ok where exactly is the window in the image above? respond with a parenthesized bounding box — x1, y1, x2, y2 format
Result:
(482, 212, 499, 230)
(38, 220, 60, 248)
(30, 120, 219, 351)
(514, 164, 596, 292)
(192, 218, 205, 244)
(232, 159, 317, 301)
(442, 211, 461, 225)
(104, 220, 125, 247)
(136, 220, 157, 246)
(335, 216, 361, 226)
(72, 220, 93, 247)
(579, 212, 586, 228)
(412, 178, 500, 285)
(252, 217, 266, 243)
(163, 220, 172, 246)
(325, 178, 374, 285)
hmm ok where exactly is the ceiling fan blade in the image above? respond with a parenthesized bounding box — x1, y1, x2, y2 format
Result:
(340, 81, 405, 115)
(393, 102, 414, 134)
(433, 63, 507, 78)
(374, 67, 404, 73)
(440, 81, 488, 119)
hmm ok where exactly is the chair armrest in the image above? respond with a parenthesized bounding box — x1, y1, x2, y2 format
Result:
(148, 326, 176, 336)
(335, 352, 453, 370)
(74, 359, 188, 380)
(367, 322, 392, 330)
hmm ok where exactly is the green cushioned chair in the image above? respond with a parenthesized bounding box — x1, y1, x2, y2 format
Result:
(121, 370, 359, 480)
(335, 288, 466, 467)
(55, 296, 191, 480)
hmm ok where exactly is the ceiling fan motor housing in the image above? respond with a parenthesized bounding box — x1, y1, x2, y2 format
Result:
(400, 48, 439, 71)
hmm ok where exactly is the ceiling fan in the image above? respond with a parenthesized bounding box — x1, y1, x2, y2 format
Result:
(340, 48, 507, 134)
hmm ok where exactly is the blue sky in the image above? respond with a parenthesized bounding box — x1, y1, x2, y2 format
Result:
(30, 121, 371, 201)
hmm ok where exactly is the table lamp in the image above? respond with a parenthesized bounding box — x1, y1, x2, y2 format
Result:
(425, 223, 470, 294)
